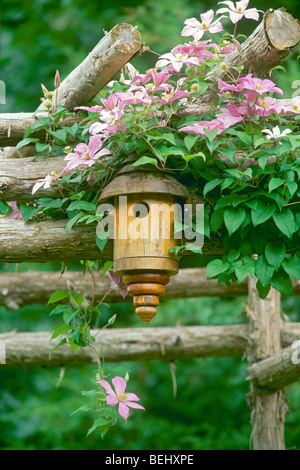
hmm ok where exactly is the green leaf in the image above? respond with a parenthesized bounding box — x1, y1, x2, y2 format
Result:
(182, 152, 206, 163)
(49, 338, 67, 359)
(282, 256, 300, 280)
(16, 137, 39, 150)
(102, 260, 114, 275)
(184, 134, 199, 152)
(235, 264, 250, 284)
(224, 207, 246, 236)
(35, 142, 50, 153)
(255, 255, 275, 287)
(161, 132, 176, 145)
(70, 404, 96, 416)
(19, 203, 38, 223)
(66, 213, 83, 233)
(265, 240, 286, 269)
(0, 200, 12, 215)
(251, 200, 276, 226)
(207, 259, 230, 278)
(256, 280, 271, 299)
(203, 179, 221, 196)
(51, 323, 70, 340)
(96, 234, 109, 252)
(47, 128, 67, 143)
(268, 178, 284, 193)
(271, 268, 293, 296)
(131, 156, 157, 167)
(273, 209, 295, 239)
(67, 200, 96, 212)
(48, 290, 70, 305)
(87, 418, 110, 437)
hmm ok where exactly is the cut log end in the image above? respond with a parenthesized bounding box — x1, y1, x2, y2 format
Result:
(265, 8, 300, 50)
(111, 23, 142, 55)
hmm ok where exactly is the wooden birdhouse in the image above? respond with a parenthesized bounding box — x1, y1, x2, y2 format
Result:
(98, 159, 189, 324)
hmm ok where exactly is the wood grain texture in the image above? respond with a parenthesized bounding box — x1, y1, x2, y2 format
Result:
(0, 269, 298, 309)
(39, 23, 142, 111)
(246, 277, 288, 450)
(0, 322, 299, 369)
(0, 216, 224, 263)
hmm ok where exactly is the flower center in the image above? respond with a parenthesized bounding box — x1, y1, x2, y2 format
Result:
(118, 393, 126, 402)
(202, 23, 207, 30)
(83, 152, 90, 160)
(256, 84, 262, 90)
(237, 7, 243, 13)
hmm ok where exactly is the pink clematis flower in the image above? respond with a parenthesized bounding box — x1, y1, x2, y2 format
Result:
(74, 105, 103, 113)
(100, 94, 120, 111)
(62, 135, 110, 173)
(107, 270, 128, 299)
(217, 1, 261, 24)
(32, 172, 58, 195)
(180, 117, 226, 136)
(218, 78, 245, 93)
(155, 52, 200, 73)
(8, 201, 23, 220)
(172, 41, 214, 60)
(237, 74, 283, 95)
(98, 376, 145, 419)
(181, 9, 224, 41)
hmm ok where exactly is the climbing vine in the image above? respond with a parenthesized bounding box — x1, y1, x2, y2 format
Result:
(4, 1, 300, 437)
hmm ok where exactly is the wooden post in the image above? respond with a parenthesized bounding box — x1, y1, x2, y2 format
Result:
(246, 276, 288, 450)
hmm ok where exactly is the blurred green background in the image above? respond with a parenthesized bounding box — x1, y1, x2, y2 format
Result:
(0, 0, 300, 451)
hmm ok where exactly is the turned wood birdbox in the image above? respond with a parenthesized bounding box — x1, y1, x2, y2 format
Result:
(99, 159, 189, 324)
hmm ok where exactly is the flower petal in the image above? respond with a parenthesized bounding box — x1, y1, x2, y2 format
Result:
(98, 379, 117, 397)
(124, 393, 140, 402)
(125, 401, 145, 410)
(106, 395, 119, 406)
(112, 376, 127, 395)
(118, 402, 130, 419)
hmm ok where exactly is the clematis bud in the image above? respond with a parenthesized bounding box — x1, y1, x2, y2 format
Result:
(54, 70, 61, 88)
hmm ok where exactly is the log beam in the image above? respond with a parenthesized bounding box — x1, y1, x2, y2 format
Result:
(0, 269, 299, 309)
(0, 322, 299, 369)
(0, 217, 224, 263)
(246, 277, 288, 450)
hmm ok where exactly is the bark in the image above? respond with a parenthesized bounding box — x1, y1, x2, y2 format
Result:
(0, 153, 279, 201)
(248, 343, 300, 392)
(0, 269, 299, 309)
(0, 217, 224, 263)
(209, 9, 300, 81)
(0, 113, 82, 148)
(0, 322, 298, 369)
(0, 156, 67, 200)
(246, 277, 288, 451)
(39, 23, 142, 111)
(1, 23, 143, 158)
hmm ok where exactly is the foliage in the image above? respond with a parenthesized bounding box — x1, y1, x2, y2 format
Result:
(1, 0, 300, 445)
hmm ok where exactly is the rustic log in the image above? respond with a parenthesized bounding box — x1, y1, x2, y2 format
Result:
(0, 113, 82, 148)
(0, 269, 299, 309)
(246, 277, 288, 451)
(0, 156, 67, 200)
(209, 8, 300, 82)
(0, 23, 143, 158)
(248, 344, 300, 392)
(39, 23, 142, 111)
(0, 322, 299, 369)
(0, 217, 224, 263)
(1, 96, 298, 149)
(0, 153, 279, 201)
